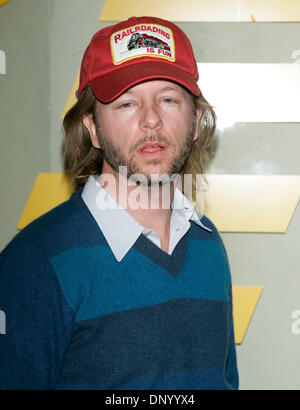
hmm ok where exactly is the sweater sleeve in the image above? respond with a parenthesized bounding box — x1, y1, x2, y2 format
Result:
(0, 239, 74, 390)
(225, 283, 239, 390)
(197, 213, 239, 389)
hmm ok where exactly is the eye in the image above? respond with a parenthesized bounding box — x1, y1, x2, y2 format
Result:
(118, 102, 133, 109)
(162, 97, 177, 104)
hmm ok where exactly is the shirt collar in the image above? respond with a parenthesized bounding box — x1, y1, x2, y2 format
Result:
(171, 186, 211, 231)
(81, 175, 211, 262)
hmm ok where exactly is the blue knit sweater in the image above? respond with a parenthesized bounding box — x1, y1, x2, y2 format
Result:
(0, 188, 238, 390)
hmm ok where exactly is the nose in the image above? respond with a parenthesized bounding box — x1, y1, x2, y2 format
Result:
(139, 102, 162, 132)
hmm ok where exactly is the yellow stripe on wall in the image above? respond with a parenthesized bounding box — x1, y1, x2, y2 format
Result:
(99, 0, 300, 22)
(0, 0, 10, 7)
(61, 72, 80, 119)
(17, 173, 73, 230)
(18, 174, 300, 233)
(203, 175, 300, 233)
(232, 286, 263, 344)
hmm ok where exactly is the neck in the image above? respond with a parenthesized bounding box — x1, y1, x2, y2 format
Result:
(99, 163, 177, 252)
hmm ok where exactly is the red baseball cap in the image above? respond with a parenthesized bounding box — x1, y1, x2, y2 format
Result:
(78, 16, 200, 103)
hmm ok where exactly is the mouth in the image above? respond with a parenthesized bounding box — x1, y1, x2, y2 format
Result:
(137, 141, 168, 155)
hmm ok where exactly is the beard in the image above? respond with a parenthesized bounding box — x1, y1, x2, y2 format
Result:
(94, 116, 196, 186)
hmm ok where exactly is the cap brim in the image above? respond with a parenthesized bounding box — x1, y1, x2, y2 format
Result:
(90, 60, 200, 103)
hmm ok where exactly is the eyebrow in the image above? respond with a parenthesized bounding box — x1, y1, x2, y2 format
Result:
(125, 85, 183, 95)
(155, 86, 184, 96)
(159, 86, 182, 93)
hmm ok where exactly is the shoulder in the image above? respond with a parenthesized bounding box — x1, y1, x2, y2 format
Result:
(191, 212, 230, 264)
(197, 213, 218, 231)
(1, 188, 101, 261)
(194, 212, 223, 242)
(0, 189, 92, 307)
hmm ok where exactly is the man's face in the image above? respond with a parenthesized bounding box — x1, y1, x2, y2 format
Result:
(84, 80, 201, 185)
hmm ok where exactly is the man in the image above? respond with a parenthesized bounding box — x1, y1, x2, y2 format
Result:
(0, 16, 238, 390)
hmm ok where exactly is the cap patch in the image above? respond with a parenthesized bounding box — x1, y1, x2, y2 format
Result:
(111, 23, 175, 65)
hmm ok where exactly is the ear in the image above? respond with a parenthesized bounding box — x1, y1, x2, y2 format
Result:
(192, 108, 202, 142)
(82, 113, 102, 149)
